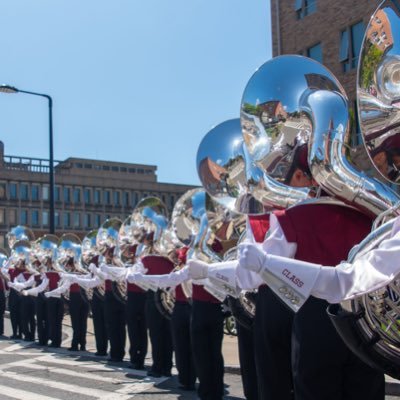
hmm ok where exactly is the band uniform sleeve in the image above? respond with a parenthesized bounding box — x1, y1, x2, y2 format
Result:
(45, 279, 71, 298)
(131, 267, 189, 289)
(73, 275, 103, 289)
(23, 276, 49, 297)
(311, 229, 400, 303)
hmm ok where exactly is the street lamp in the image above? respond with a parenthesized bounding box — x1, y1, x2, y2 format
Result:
(0, 84, 55, 234)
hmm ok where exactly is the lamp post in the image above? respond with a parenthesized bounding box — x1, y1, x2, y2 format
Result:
(0, 84, 55, 234)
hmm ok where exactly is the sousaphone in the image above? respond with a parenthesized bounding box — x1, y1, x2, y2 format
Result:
(328, 0, 400, 379)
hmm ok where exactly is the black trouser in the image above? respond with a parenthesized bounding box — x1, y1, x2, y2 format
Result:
(292, 296, 385, 400)
(69, 291, 89, 348)
(90, 294, 108, 354)
(126, 291, 147, 367)
(237, 322, 258, 400)
(9, 289, 22, 337)
(0, 290, 5, 335)
(145, 290, 173, 375)
(21, 295, 36, 341)
(104, 291, 126, 361)
(191, 300, 224, 400)
(36, 294, 49, 345)
(171, 301, 196, 388)
(253, 285, 294, 400)
(47, 297, 64, 347)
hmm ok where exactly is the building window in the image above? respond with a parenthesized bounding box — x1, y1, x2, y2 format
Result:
(32, 185, 40, 201)
(84, 213, 91, 228)
(295, 0, 316, 19)
(42, 211, 49, 226)
(104, 190, 111, 205)
(20, 184, 29, 200)
(307, 42, 322, 63)
(123, 192, 130, 207)
(73, 188, 81, 203)
(169, 195, 175, 209)
(20, 209, 28, 225)
(114, 191, 120, 206)
(0, 183, 6, 199)
(63, 187, 71, 203)
(132, 192, 139, 207)
(73, 212, 80, 228)
(64, 212, 71, 228)
(9, 183, 17, 200)
(111, 166, 118, 172)
(42, 186, 49, 201)
(8, 209, 16, 225)
(340, 21, 364, 72)
(55, 186, 61, 202)
(94, 189, 101, 204)
(31, 210, 39, 226)
(84, 188, 91, 204)
(55, 212, 60, 227)
(95, 214, 102, 227)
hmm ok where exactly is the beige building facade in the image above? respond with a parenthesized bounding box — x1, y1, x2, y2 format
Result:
(0, 141, 196, 247)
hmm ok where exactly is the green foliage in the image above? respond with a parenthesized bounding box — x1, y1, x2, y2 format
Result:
(360, 43, 384, 89)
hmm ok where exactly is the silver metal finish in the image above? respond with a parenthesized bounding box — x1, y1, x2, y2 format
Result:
(358, 0, 400, 185)
(196, 119, 265, 214)
(241, 55, 400, 217)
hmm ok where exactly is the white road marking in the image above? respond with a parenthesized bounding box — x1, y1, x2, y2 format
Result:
(0, 383, 60, 400)
(0, 370, 132, 400)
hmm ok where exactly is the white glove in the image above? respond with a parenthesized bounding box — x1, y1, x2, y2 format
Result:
(238, 242, 267, 273)
(127, 272, 144, 284)
(21, 290, 28, 296)
(187, 260, 209, 280)
(88, 263, 98, 274)
(391, 215, 400, 238)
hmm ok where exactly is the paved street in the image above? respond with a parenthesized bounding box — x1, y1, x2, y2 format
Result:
(0, 313, 400, 399)
(0, 314, 244, 400)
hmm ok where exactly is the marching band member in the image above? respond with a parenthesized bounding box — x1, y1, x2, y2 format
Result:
(70, 263, 109, 356)
(102, 253, 148, 370)
(140, 253, 174, 378)
(127, 247, 196, 389)
(103, 248, 126, 363)
(22, 267, 50, 345)
(237, 144, 384, 400)
(7, 261, 31, 339)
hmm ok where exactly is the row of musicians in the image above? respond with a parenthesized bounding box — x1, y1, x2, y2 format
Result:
(1, 250, 229, 400)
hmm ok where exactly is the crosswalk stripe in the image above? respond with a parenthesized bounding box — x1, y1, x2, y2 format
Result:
(0, 383, 61, 400)
(0, 370, 132, 400)
(6, 360, 121, 384)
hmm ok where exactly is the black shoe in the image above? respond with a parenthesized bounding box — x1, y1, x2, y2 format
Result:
(68, 346, 79, 351)
(80, 346, 86, 351)
(38, 341, 48, 346)
(162, 371, 172, 377)
(48, 343, 60, 348)
(10, 335, 21, 340)
(95, 351, 107, 356)
(147, 370, 162, 378)
(179, 385, 196, 391)
(107, 357, 123, 362)
(129, 363, 145, 370)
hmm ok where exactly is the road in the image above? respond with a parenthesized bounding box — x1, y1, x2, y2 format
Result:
(0, 314, 399, 399)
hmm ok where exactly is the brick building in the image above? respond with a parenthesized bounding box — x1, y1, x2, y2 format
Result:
(0, 141, 196, 247)
(270, 0, 381, 113)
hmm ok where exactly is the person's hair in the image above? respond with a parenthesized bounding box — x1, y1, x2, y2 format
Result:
(284, 144, 311, 184)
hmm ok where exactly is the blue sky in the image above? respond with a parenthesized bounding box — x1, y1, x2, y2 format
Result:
(0, 1, 271, 186)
